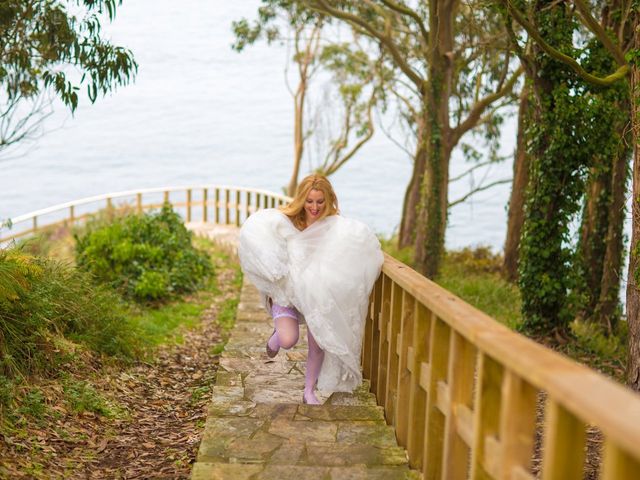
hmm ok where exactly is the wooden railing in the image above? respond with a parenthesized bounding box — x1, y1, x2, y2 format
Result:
(0, 185, 290, 244)
(364, 254, 640, 479)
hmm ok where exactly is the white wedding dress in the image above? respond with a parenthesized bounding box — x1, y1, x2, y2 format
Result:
(237, 208, 384, 393)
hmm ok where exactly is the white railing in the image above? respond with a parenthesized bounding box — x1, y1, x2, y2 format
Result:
(0, 185, 291, 244)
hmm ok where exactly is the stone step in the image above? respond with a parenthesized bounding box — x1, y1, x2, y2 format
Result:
(190, 236, 418, 479)
(192, 463, 420, 480)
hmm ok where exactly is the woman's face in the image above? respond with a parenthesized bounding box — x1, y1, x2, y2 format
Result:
(304, 188, 326, 226)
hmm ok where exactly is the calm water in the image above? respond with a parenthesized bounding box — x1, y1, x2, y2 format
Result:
(0, 1, 515, 251)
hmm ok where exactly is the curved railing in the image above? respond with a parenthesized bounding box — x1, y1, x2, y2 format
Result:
(364, 255, 640, 479)
(4, 186, 640, 478)
(0, 185, 291, 244)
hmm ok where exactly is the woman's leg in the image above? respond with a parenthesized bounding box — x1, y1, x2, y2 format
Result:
(303, 328, 325, 405)
(268, 315, 299, 352)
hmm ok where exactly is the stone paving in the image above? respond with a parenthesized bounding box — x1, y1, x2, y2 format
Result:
(190, 224, 418, 480)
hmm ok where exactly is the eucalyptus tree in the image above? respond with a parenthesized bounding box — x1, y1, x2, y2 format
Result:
(0, 0, 137, 157)
(302, 0, 522, 277)
(502, 85, 530, 281)
(233, 1, 384, 196)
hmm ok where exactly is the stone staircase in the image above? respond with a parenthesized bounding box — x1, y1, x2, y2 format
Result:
(191, 279, 418, 479)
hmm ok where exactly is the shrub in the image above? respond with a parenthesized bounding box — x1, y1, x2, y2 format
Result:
(0, 248, 139, 378)
(75, 204, 213, 302)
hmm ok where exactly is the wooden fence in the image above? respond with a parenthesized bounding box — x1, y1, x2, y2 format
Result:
(364, 254, 640, 479)
(4, 185, 640, 478)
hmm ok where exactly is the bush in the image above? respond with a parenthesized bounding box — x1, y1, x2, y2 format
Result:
(0, 248, 140, 378)
(75, 204, 213, 302)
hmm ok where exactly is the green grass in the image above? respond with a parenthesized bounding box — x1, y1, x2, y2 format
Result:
(436, 250, 522, 329)
(62, 376, 126, 418)
(129, 287, 213, 349)
(218, 298, 239, 333)
(379, 236, 522, 329)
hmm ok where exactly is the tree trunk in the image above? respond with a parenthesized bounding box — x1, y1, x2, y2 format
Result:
(626, 50, 640, 390)
(518, 0, 589, 334)
(287, 78, 306, 197)
(594, 137, 629, 331)
(577, 165, 608, 315)
(413, 0, 457, 278)
(503, 86, 531, 281)
(398, 121, 427, 248)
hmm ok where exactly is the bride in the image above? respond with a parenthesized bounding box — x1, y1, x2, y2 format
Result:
(237, 174, 383, 405)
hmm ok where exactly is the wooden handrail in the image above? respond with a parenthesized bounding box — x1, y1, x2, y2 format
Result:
(364, 253, 640, 478)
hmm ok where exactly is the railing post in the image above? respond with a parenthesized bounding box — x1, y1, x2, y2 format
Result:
(540, 400, 586, 480)
(394, 291, 416, 448)
(215, 188, 220, 224)
(422, 316, 451, 479)
(471, 353, 504, 479)
(203, 188, 208, 222)
(136, 193, 142, 214)
(384, 282, 403, 424)
(69, 205, 75, 225)
(363, 276, 381, 382)
(163, 190, 169, 205)
(441, 333, 476, 479)
(498, 371, 537, 479)
(246, 191, 252, 218)
(406, 304, 430, 470)
(32, 216, 38, 233)
(602, 442, 640, 480)
(225, 189, 230, 225)
(235, 190, 241, 226)
(376, 275, 392, 407)
(186, 189, 192, 222)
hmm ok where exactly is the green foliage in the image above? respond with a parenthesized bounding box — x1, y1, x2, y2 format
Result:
(129, 294, 209, 348)
(62, 377, 123, 418)
(573, 36, 631, 328)
(231, 0, 322, 51)
(0, 250, 139, 378)
(17, 388, 47, 420)
(377, 234, 413, 266)
(218, 298, 239, 333)
(75, 204, 213, 303)
(570, 319, 627, 360)
(379, 238, 522, 328)
(437, 248, 522, 329)
(0, 375, 14, 410)
(0, 0, 137, 111)
(0, 248, 42, 303)
(517, 1, 608, 334)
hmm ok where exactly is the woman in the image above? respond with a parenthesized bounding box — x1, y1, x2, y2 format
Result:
(238, 174, 383, 405)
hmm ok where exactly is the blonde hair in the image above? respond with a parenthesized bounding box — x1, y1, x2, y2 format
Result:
(280, 174, 339, 230)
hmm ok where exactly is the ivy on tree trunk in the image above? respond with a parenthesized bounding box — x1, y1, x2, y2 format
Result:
(518, 0, 598, 334)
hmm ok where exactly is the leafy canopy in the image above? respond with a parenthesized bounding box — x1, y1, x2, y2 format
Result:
(0, 0, 137, 111)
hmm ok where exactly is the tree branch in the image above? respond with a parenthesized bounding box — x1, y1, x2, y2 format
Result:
(304, 0, 424, 88)
(573, 0, 626, 65)
(448, 178, 512, 207)
(501, 0, 629, 86)
(378, 0, 429, 49)
(449, 158, 501, 182)
(452, 66, 523, 145)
